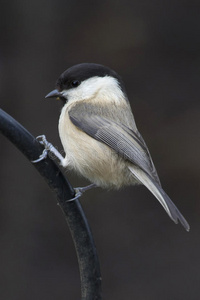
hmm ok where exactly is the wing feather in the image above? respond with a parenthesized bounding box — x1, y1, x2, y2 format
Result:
(68, 104, 189, 231)
(128, 166, 190, 231)
(69, 108, 160, 184)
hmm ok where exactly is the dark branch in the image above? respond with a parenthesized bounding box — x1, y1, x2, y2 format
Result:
(0, 108, 102, 300)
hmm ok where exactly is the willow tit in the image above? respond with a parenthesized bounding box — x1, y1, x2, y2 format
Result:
(42, 63, 189, 231)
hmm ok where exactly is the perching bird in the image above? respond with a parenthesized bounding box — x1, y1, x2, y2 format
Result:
(39, 63, 189, 231)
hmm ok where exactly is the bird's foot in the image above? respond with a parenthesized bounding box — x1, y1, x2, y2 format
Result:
(32, 135, 65, 164)
(67, 183, 97, 202)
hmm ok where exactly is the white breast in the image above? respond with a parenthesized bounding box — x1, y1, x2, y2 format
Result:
(58, 102, 135, 188)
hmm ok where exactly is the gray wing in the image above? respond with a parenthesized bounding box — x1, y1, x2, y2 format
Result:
(69, 108, 160, 184)
(69, 107, 190, 231)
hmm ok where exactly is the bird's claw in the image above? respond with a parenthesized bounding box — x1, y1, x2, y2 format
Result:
(66, 188, 83, 202)
(66, 184, 97, 202)
(32, 135, 53, 163)
(35, 135, 52, 149)
(32, 148, 48, 163)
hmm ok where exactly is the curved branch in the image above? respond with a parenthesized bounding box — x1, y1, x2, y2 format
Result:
(0, 108, 102, 300)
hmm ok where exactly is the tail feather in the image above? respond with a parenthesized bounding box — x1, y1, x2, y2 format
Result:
(128, 166, 190, 231)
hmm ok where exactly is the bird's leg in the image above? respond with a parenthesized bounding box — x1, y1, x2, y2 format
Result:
(32, 135, 97, 201)
(32, 135, 65, 165)
(75, 183, 97, 197)
(68, 183, 97, 202)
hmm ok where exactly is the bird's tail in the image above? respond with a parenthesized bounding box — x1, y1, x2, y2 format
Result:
(128, 166, 190, 231)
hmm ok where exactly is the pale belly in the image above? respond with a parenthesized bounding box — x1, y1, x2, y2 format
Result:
(58, 106, 138, 189)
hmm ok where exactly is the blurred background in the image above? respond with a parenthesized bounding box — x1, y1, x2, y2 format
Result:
(0, 0, 199, 299)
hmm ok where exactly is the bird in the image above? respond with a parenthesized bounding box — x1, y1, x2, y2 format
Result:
(42, 63, 189, 231)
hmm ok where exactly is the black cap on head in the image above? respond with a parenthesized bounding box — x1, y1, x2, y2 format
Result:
(56, 63, 127, 95)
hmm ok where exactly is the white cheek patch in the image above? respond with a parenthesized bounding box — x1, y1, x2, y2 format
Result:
(62, 76, 125, 105)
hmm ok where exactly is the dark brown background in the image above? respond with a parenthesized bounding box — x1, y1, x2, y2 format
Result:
(0, 1, 199, 299)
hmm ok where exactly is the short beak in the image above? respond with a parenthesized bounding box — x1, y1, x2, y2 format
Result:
(45, 89, 62, 99)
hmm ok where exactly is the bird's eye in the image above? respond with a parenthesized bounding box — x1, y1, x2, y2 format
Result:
(71, 80, 80, 88)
